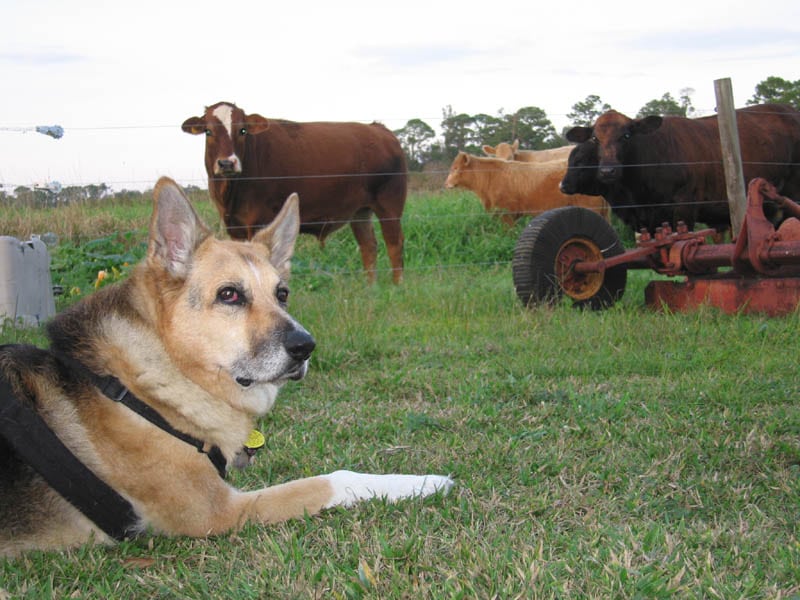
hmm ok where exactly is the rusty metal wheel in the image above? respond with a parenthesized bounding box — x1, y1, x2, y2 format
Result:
(512, 207, 627, 309)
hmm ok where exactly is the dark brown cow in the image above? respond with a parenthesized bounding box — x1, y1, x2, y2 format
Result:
(182, 101, 407, 283)
(559, 139, 654, 232)
(563, 103, 800, 233)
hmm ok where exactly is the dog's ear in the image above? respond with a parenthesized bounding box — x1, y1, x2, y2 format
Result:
(149, 177, 211, 279)
(253, 193, 300, 279)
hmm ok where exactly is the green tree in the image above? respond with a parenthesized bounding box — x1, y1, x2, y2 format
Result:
(490, 108, 515, 144)
(435, 105, 561, 160)
(512, 106, 561, 149)
(471, 113, 505, 148)
(567, 95, 612, 127)
(440, 106, 476, 159)
(637, 90, 694, 118)
(747, 76, 800, 109)
(83, 183, 109, 201)
(113, 189, 145, 203)
(12, 186, 48, 207)
(61, 186, 87, 204)
(394, 118, 436, 170)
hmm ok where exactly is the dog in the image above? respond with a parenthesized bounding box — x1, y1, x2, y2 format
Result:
(0, 177, 453, 557)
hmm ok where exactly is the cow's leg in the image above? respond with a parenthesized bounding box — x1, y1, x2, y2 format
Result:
(375, 213, 404, 284)
(350, 208, 378, 284)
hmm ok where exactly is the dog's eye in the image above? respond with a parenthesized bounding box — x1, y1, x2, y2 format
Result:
(205, 129, 212, 137)
(276, 286, 289, 305)
(218, 286, 245, 305)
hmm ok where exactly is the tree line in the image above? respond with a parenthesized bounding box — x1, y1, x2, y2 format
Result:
(0, 183, 138, 208)
(393, 75, 800, 170)
(0, 184, 205, 209)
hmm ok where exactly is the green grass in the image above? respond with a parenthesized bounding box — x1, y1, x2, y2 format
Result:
(1, 191, 799, 598)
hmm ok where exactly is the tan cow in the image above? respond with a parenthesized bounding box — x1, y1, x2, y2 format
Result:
(482, 139, 572, 163)
(445, 152, 609, 225)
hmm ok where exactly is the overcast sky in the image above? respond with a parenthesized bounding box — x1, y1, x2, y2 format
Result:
(1, 0, 798, 192)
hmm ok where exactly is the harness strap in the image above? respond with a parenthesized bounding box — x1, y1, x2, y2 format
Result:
(53, 352, 228, 479)
(0, 374, 138, 541)
(93, 374, 228, 478)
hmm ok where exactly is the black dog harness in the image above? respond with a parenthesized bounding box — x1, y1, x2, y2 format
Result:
(0, 372, 138, 540)
(59, 354, 229, 479)
(0, 348, 228, 541)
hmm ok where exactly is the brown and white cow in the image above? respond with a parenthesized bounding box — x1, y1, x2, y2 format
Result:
(445, 152, 609, 225)
(182, 102, 408, 283)
(563, 103, 800, 233)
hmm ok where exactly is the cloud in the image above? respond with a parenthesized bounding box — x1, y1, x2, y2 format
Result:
(354, 44, 484, 69)
(627, 27, 800, 54)
(0, 49, 87, 66)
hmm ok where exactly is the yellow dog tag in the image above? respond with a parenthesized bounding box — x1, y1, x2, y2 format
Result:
(245, 430, 265, 450)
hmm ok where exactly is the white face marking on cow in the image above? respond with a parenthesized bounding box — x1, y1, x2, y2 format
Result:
(213, 103, 234, 138)
(211, 103, 242, 175)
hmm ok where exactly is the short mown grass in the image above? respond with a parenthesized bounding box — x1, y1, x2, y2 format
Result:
(1, 190, 799, 598)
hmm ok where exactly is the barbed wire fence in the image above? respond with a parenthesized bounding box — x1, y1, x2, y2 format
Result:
(2, 107, 799, 281)
(0, 102, 730, 192)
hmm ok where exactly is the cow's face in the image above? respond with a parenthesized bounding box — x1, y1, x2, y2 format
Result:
(182, 102, 270, 177)
(444, 152, 469, 188)
(560, 142, 603, 196)
(565, 111, 663, 184)
(483, 140, 518, 160)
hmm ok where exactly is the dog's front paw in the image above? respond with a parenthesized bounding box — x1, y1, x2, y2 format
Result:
(322, 470, 454, 509)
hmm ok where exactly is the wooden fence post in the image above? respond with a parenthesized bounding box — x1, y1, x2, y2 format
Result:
(714, 78, 747, 237)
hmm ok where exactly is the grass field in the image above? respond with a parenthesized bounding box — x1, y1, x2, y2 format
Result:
(1, 191, 799, 598)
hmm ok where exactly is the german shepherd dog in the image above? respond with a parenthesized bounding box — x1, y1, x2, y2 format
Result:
(0, 177, 452, 557)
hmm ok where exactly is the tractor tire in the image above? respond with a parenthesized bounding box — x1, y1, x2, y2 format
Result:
(512, 206, 627, 309)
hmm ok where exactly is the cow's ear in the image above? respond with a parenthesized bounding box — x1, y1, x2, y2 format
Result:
(511, 139, 520, 151)
(565, 127, 592, 143)
(254, 193, 300, 278)
(149, 177, 211, 278)
(635, 116, 663, 135)
(181, 117, 207, 135)
(483, 145, 496, 155)
(245, 113, 271, 135)
(463, 153, 471, 165)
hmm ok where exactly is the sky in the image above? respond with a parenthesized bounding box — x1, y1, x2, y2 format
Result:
(0, 0, 798, 193)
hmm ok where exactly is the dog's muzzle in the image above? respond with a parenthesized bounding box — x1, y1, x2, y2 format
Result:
(233, 328, 316, 387)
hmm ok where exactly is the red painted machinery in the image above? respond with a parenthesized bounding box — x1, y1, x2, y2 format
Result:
(512, 178, 800, 315)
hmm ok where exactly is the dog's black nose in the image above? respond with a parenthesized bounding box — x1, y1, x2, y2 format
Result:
(284, 329, 315, 361)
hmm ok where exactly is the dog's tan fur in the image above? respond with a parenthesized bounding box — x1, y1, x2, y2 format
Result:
(0, 178, 451, 557)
